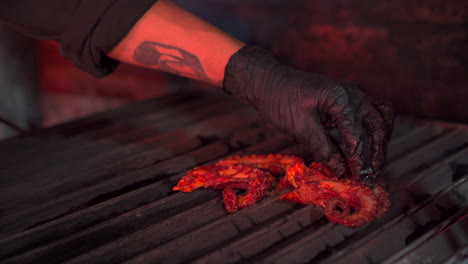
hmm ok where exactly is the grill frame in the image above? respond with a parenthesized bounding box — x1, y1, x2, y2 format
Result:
(0, 91, 467, 263)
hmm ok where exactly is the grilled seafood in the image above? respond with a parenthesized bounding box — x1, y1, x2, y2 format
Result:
(280, 162, 389, 227)
(275, 161, 334, 193)
(173, 154, 391, 227)
(371, 183, 392, 219)
(215, 154, 304, 175)
(173, 164, 274, 213)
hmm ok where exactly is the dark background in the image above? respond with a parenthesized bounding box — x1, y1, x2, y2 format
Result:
(178, 0, 468, 123)
(0, 0, 467, 139)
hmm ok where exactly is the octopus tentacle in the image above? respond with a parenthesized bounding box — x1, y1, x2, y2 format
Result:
(173, 164, 274, 213)
(309, 162, 337, 179)
(275, 162, 308, 193)
(222, 188, 238, 213)
(173, 165, 221, 192)
(372, 184, 391, 219)
(174, 154, 391, 226)
(280, 179, 379, 227)
(275, 162, 336, 193)
(279, 162, 386, 227)
(216, 154, 303, 174)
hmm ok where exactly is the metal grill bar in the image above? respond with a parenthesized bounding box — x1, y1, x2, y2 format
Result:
(1, 95, 231, 177)
(0, 95, 255, 229)
(188, 131, 468, 264)
(0, 91, 466, 264)
(0, 92, 202, 159)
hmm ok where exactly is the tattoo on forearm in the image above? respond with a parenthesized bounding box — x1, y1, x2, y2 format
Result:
(133, 41, 209, 82)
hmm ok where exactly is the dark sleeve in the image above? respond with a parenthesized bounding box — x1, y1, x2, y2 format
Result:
(0, 0, 159, 77)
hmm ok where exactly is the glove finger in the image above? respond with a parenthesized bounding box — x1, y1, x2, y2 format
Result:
(304, 120, 347, 178)
(363, 109, 388, 181)
(375, 101, 395, 142)
(329, 102, 372, 182)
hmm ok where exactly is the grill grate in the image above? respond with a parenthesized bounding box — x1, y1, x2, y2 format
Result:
(0, 91, 466, 263)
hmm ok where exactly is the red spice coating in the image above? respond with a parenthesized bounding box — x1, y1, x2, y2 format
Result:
(173, 154, 391, 227)
(281, 179, 378, 227)
(173, 163, 274, 213)
(216, 154, 304, 175)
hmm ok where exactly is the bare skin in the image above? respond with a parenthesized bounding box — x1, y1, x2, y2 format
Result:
(108, 0, 244, 87)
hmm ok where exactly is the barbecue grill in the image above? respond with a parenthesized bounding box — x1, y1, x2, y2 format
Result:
(0, 91, 466, 263)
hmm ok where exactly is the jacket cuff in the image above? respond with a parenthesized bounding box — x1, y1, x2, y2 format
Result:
(60, 0, 159, 77)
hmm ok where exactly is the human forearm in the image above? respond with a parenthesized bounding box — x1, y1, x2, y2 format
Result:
(108, 0, 244, 87)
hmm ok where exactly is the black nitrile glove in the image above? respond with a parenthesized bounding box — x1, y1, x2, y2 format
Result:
(223, 45, 394, 184)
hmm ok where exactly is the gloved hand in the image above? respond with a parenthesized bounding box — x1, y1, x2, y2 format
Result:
(223, 45, 394, 184)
